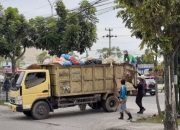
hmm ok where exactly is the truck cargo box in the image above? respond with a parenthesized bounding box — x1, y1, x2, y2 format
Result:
(41, 63, 137, 97)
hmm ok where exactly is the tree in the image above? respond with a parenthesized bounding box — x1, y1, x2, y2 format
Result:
(30, 0, 97, 56)
(0, 56, 5, 67)
(36, 51, 50, 64)
(141, 49, 155, 64)
(16, 56, 25, 68)
(116, 0, 180, 130)
(97, 46, 122, 58)
(0, 6, 33, 74)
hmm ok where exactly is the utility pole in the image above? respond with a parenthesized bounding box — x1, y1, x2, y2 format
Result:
(103, 28, 117, 56)
(47, 0, 54, 16)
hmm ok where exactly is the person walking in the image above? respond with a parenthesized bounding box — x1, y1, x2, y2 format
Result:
(135, 78, 146, 114)
(118, 79, 132, 120)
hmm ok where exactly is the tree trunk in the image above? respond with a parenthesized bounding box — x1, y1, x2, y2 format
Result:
(174, 53, 179, 114)
(11, 58, 16, 75)
(155, 83, 162, 116)
(179, 86, 180, 114)
(164, 54, 178, 130)
(154, 48, 162, 116)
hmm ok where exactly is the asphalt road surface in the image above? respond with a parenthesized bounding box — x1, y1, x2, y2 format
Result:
(0, 93, 165, 130)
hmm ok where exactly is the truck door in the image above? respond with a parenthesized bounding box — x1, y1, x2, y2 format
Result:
(22, 71, 50, 110)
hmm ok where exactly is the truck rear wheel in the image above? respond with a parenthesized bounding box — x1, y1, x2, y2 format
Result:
(32, 101, 50, 120)
(102, 96, 119, 112)
(23, 111, 32, 117)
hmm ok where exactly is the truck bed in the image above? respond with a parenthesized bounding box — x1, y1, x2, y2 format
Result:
(41, 63, 137, 97)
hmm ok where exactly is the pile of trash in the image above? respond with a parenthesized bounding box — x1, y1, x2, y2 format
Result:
(43, 54, 122, 66)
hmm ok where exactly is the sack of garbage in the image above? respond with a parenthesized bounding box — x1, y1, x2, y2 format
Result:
(85, 59, 102, 65)
(52, 57, 64, 63)
(58, 57, 66, 65)
(102, 55, 120, 65)
(43, 58, 53, 64)
(62, 61, 72, 66)
(93, 59, 102, 64)
(70, 56, 79, 65)
(61, 54, 71, 60)
(79, 60, 85, 65)
(85, 59, 94, 65)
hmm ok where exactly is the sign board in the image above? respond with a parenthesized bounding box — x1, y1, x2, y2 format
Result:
(137, 64, 154, 69)
(137, 64, 154, 75)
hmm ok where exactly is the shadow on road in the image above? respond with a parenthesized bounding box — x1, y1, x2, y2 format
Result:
(10, 108, 106, 121)
(11, 115, 33, 121)
(50, 108, 105, 119)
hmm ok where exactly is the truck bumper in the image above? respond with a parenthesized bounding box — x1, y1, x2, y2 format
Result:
(8, 103, 23, 112)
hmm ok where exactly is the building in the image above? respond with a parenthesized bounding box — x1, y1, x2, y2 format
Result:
(23, 48, 43, 67)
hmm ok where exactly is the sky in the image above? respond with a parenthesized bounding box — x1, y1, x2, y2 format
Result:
(0, 0, 144, 57)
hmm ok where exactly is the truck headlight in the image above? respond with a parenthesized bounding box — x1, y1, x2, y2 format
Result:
(15, 96, 22, 105)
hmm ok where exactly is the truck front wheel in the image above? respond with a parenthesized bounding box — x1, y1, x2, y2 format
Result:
(32, 101, 50, 120)
(102, 96, 119, 112)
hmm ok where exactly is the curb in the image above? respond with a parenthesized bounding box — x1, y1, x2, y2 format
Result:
(4, 102, 9, 105)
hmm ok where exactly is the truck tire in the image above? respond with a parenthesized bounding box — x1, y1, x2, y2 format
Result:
(79, 104, 86, 111)
(32, 101, 50, 120)
(102, 96, 119, 112)
(88, 102, 101, 110)
(23, 111, 32, 117)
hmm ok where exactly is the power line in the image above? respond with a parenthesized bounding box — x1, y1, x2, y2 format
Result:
(96, 6, 114, 15)
(55, 0, 107, 18)
(25, 0, 115, 18)
(70, 0, 108, 12)
(94, 1, 115, 8)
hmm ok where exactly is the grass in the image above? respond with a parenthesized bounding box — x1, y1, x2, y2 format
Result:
(137, 115, 164, 124)
(137, 114, 180, 124)
(0, 100, 5, 105)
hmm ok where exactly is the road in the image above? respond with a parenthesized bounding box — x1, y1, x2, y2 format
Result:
(0, 93, 164, 130)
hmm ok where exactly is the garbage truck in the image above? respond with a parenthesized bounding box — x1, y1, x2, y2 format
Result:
(8, 63, 137, 119)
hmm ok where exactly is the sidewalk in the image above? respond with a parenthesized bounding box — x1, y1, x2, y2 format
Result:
(107, 122, 163, 130)
(106, 112, 164, 130)
(110, 94, 165, 130)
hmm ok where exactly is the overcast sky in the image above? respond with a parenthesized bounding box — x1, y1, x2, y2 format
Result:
(0, 0, 143, 57)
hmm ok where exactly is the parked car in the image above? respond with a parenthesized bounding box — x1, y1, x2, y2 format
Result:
(144, 77, 156, 96)
(138, 76, 156, 96)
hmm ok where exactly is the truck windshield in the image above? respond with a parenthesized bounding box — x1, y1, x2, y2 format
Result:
(11, 72, 24, 91)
